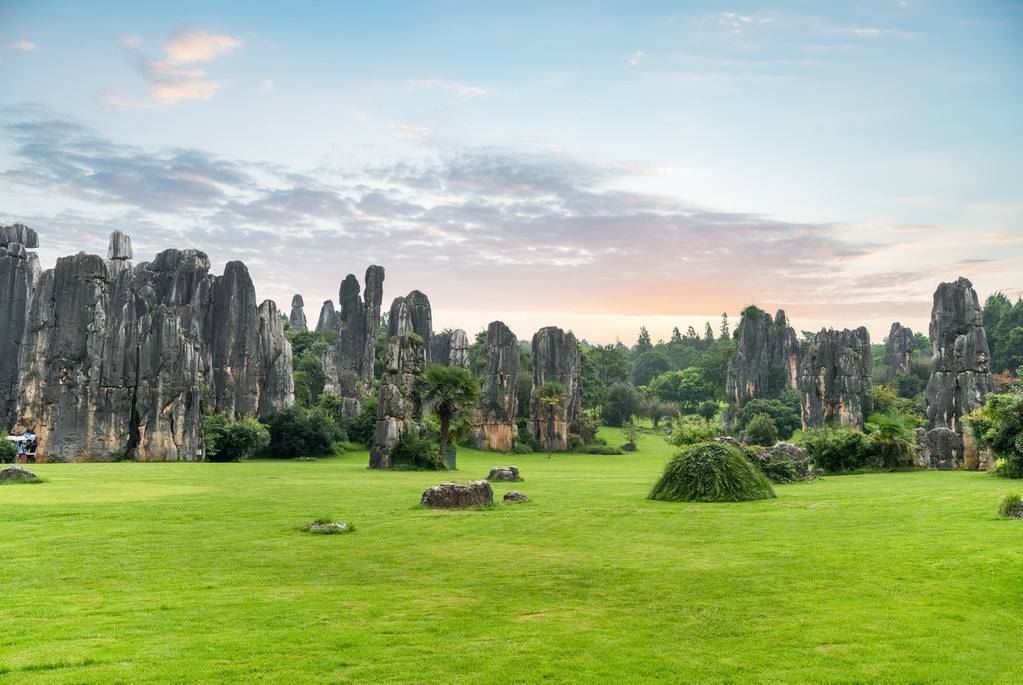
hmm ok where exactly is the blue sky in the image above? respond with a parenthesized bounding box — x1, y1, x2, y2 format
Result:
(1, 1, 1020, 343)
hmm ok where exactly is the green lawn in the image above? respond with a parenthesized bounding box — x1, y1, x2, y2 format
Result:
(2, 427, 1021, 684)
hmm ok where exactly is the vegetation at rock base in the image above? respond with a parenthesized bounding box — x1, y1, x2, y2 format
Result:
(649, 441, 775, 503)
(968, 389, 1023, 479)
(0, 437, 15, 464)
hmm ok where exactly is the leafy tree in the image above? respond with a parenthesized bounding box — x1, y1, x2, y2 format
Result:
(0, 436, 16, 464)
(645, 398, 678, 428)
(968, 389, 1023, 478)
(601, 383, 643, 427)
(263, 406, 345, 459)
(865, 412, 917, 468)
(340, 395, 378, 447)
(581, 344, 629, 409)
(635, 326, 653, 354)
(651, 367, 714, 410)
(799, 427, 876, 473)
(468, 329, 488, 377)
(686, 325, 698, 341)
(696, 401, 719, 424)
(670, 327, 683, 344)
(741, 412, 778, 446)
(421, 364, 480, 456)
(703, 322, 714, 343)
(720, 312, 730, 340)
(632, 350, 670, 386)
(669, 416, 717, 446)
(203, 414, 270, 462)
(894, 372, 925, 399)
(983, 293, 1023, 373)
(734, 395, 801, 440)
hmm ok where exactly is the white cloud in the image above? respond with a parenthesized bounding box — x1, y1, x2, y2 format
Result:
(11, 40, 37, 52)
(391, 123, 433, 141)
(164, 29, 241, 63)
(846, 27, 916, 38)
(627, 50, 645, 67)
(407, 78, 491, 99)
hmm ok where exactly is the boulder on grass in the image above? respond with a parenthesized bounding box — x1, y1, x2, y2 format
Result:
(503, 491, 529, 503)
(487, 466, 522, 482)
(0, 467, 39, 483)
(421, 480, 494, 509)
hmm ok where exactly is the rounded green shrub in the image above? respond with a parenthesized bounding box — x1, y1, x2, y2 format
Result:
(0, 436, 16, 464)
(998, 492, 1022, 519)
(649, 441, 776, 503)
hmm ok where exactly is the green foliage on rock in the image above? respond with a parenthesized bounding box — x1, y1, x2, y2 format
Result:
(649, 441, 775, 503)
(390, 428, 446, 470)
(968, 389, 1023, 479)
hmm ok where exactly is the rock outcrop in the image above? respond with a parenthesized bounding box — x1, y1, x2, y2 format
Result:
(487, 466, 522, 482)
(528, 326, 581, 452)
(430, 328, 470, 368)
(289, 294, 307, 332)
(315, 300, 339, 333)
(503, 491, 528, 503)
(420, 480, 494, 508)
(884, 322, 915, 383)
(726, 307, 800, 408)
(388, 290, 433, 343)
(0, 234, 39, 426)
(9, 230, 293, 462)
(798, 327, 872, 430)
(473, 321, 519, 451)
(0, 466, 38, 483)
(322, 266, 385, 416)
(369, 298, 426, 468)
(914, 427, 961, 470)
(0, 223, 39, 248)
(925, 278, 992, 433)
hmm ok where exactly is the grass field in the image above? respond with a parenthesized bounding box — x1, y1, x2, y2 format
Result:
(2, 427, 1021, 684)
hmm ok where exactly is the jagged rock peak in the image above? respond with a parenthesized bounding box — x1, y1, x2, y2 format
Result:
(528, 326, 581, 452)
(315, 299, 339, 333)
(925, 277, 992, 435)
(797, 327, 872, 430)
(289, 293, 307, 332)
(107, 230, 133, 260)
(474, 321, 520, 452)
(291, 293, 304, 308)
(884, 322, 915, 382)
(725, 305, 800, 408)
(0, 223, 39, 249)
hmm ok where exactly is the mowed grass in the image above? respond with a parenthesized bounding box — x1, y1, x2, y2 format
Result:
(2, 427, 1021, 684)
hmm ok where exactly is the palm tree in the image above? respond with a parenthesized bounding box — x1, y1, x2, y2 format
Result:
(421, 364, 480, 459)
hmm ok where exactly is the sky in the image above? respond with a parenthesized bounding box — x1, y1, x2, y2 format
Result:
(1, 0, 1021, 345)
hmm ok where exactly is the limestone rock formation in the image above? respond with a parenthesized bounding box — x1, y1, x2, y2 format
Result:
(726, 307, 800, 408)
(369, 299, 426, 468)
(503, 491, 528, 503)
(884, 322, 915, 383)
(388, 290, 433, 343)
(797, 327, 872, 430)
(322, 266, 385, 416)
(0, 466, 38, 483)
(0, 238, 38, 426)
(106, 230, 133, 260)
(915, 427, 961, 470)
(315, 300, 339, 333)
(0, 223, 39, 248)
(9, 230, 293, 462)
(430, 328, 470, 368)
(487, 466, 522, 482)
(289, 294, 307, 332)
(473, 321, 519, 451)
(420, 480, 494, 508)
(925, 278, 992, 434)
(528, 326, 581, 452)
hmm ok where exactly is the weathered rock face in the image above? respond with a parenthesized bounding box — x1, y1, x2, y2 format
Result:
(915, 427, 961, 470)
(370, 299, 426, 468)
(925, 278, 993, 437)
(429, 328, 470, 368)
(487, 466, 522, 482)
(322, 266, 385, 416)
(473, 321, 519, 451)
(289, 294, 307, 332)
(0, 223, 39, 248)
(528, 326, 581, 452)
(106, 230, 133, 260)
(10, 231, 293, 462)
(0, 466, 38, 483)
(798, 327, 872, 429)
(0, 241, 37, 426)
(420, 480, 494, 508)
(884, 322, 915, 383)
(726, 307, 800, 408)
(388, 290, 433, 342)
(314, 300, 339, 333)
(503, 491, 528, 503)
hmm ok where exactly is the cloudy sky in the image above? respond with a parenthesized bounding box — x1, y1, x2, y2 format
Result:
(1, 1, 1020, 344)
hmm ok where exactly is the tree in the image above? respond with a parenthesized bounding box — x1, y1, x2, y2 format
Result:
(733, 396, 801, 440)
(720, 313, 730, 340)
(983, 293, 1023, 373)
(686, 325, 698, 341)
(670, 327, 683, 344)
(703, 322, 714, 344)
(632, 350, 670, 387)
(645, 398, 678, 428)
(203, 414, 271, 462)
(741, 412, 778, 446)
(601, 383, 643, 427)
(581, 344, 629, 409)
(635, 327, 653, 354)
(421, 364, 480, 456)
(651, 367, 713, 410)
(968, 389, 1023, 478)
(696, 401, 719, 424)
(864, 412, 916, 468)
(263, 406, 344, 459)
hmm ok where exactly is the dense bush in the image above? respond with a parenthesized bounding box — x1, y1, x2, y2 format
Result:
(632, 351, 670, 386)
(570, 414, 599, 446)
(864, 412, 917, 468)
(651, 367, 715, 410)
(390, 429, 446, 470)
(0, 436, 16, 463)
(798, 427, 877, 473)
(871, 384, 925, 424)
(601, 383, 643, 426)
(998, 492, 1022, 518)
(733, 395, 801, 440)
(894, 372, 926, 399)
(741, 412, 778, 446)
(968, 389, 1023, 479)
(747, 443, 816, 483)
(649, 441, 775, 502)
(203, 414, 270, 462)
(578, 444, 624, 455)
(263, 406, 345, 459)
(339, 396, 378, 447)
(669, 416, 717, 446)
